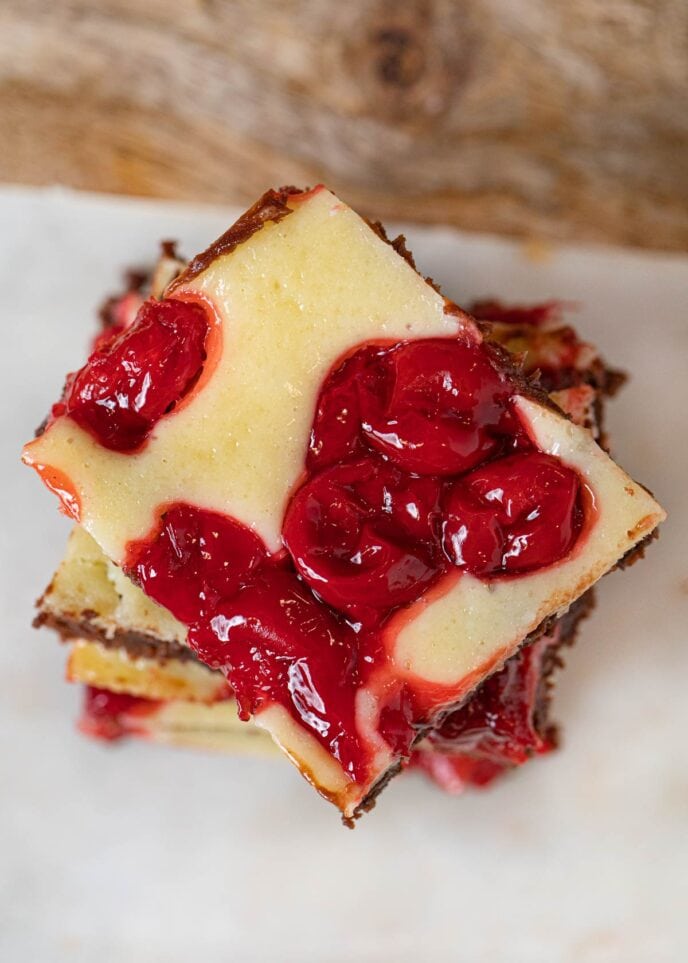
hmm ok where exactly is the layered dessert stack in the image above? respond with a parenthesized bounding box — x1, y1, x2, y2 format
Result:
(24, 187, 665, 820)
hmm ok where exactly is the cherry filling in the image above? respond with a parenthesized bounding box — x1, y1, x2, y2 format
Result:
(283, 458, 444, 623)
(79, 687, 160, 742)
(126, 513, 369, 775)
(441, 452, 583, 576)
(308, 338, 519, 475)
(412, 630, 559, 792)
(127, 504, 266, 626)
(57, 298, 208, 452)
(119, 331, 585, 785)
(429, 633, 556, 766)
(191, 570, 367, 777)
(359, 339, 511, 475)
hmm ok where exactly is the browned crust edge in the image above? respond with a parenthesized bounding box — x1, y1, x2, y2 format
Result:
(169, 186, 304, 290)
(532, 589, 596, 748)
(614, 526, 659, 571)
(344, 761, 404, 828)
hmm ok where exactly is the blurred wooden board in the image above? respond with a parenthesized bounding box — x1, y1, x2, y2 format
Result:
(2, 0, 687, 250)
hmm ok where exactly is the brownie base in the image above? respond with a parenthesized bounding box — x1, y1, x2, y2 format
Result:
(33, 609, 197, 664)
(351, 590, 595, 824)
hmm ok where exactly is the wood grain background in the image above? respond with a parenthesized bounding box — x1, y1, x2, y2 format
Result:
(2, 0, 687, 249)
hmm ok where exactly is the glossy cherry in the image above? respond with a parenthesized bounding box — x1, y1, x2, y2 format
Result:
(441, 452, 583, 576)
(125, 503, 266, 625)
(283, 458, 444, 620)
(307, 346, 383, 471)
(309, 337, 513, 477)
(62, 298, 208, 452)
(189, 567, 368, 778)
(430, 636, 555, 765)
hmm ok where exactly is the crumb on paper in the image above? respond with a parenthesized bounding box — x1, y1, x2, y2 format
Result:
(521, 238, 555, 265)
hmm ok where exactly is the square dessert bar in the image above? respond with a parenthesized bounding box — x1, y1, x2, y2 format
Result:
(25, 186, 665, 819)
(36, 267, 606, 794)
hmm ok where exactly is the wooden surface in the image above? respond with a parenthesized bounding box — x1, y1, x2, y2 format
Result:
(2, 0, 687, 250)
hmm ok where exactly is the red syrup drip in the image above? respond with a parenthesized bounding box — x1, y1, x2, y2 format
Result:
(411, 630, 558, 792)
(54, 298, 209, 452)
(78, 687, 160, 742)
(120, 331, 585, 786)
(430, 632, 556, 764)
(411, 752, 507, 792)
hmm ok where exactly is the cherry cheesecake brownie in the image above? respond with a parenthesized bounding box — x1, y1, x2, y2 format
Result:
(25, 187, 665, 820)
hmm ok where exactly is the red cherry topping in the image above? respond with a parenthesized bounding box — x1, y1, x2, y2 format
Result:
(307, 347, 382, 470)
(441, 452, 583, 576)
(377, 687, 418, 756)
(283, 459, 444, 621)
(78, 686, 160, 742)
(430, 637, 554, 764)
(359, 339, 509, 475)
(112, 328, 588, 787)
(414, 630, 559, 791)
(309, 338, 513, 477)
(63, 298, 209, 452)
(189, 567, 368, 778)
(125, 503, 266, 625)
